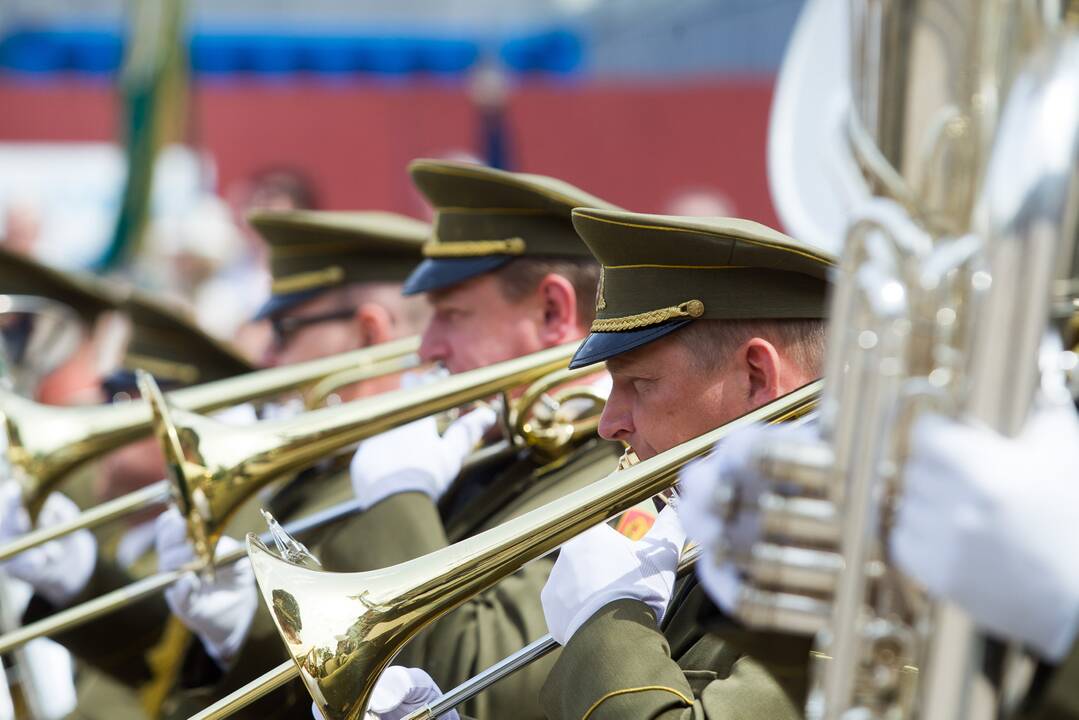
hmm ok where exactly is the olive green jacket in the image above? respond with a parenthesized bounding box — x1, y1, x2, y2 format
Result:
(541, 575, 811, 720)
(167, 437, 621, 720)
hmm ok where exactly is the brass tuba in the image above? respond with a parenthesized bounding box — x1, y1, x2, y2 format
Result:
(712, 2, 1078, 719)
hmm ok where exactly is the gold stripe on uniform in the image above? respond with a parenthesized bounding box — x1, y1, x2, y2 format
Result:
(422, 237, 527, 257)
(272, 266, 346, 294)
(581, 685, 694, 720)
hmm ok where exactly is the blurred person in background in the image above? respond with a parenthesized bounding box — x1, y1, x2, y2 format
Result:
(12, 210, 429, 720)
(664, 187, 737, 218)
(1, 199, 43, 258)
(0, 271, 255, 720)
(219, 168, 322, 364)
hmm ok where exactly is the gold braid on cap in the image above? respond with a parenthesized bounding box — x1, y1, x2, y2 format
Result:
(272, 266, 345, 294)
(422, 237, 526, 257)
(590, 299, 705, 332)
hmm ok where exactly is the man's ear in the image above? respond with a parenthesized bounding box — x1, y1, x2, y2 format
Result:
(536, 273, 578, 345)
(355, 303, 395, 348)
(742, 337, 783, 406)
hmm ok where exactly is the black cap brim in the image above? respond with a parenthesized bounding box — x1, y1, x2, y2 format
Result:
(253, 289, 325, 321)
(403, 256, 515, 296)
(569, 318, 695, 369)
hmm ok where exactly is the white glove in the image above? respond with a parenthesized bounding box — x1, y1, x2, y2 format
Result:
(892, 404, 1079, 662)
(542, 505, 685, 645)
(155, 507, 257, 667)
(349, 407, 497, 509)
(0, 482, 96, 606)
(310, 666, 459, 720)
(678, 423, 812, 613)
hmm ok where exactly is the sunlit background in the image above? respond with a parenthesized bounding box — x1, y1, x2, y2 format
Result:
(0, 0, 805, 342)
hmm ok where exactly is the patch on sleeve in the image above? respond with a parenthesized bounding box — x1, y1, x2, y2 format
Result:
(615, 508, 656, 540)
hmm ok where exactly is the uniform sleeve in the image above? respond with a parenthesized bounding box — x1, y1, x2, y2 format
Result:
(540, 599, 802, 720)
(22, 555, 172, 687)
(318, 491, 559, 719)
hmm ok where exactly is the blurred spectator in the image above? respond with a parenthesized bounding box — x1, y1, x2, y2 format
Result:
(664, 187, 736, 217)
(1, 199, 43, 257)
(217, 168, 321, 364)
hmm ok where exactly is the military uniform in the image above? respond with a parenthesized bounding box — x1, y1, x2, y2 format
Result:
(228, 161, 626, 720)
(168, 436, 620, 720)
(540, 208, 833, 719)
(15, 212, 427, 717)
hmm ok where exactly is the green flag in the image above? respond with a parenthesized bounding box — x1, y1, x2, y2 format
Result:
(99, 0, 188, 271)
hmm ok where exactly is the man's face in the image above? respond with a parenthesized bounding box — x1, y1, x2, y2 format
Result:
(263, 293, 359, 368)
(598, 334, 753, 461)
(419, 274, 546, 375)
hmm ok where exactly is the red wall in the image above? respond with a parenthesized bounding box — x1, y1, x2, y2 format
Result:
(0, 77, 777, 225)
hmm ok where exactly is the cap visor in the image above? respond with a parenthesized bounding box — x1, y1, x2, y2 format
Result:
(253, 289, 324, 321)
(403, 256, 515, 296)
(569, 318, 695, 369)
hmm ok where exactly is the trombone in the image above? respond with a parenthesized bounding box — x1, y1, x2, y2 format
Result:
(0, 342, 584, 654)
(191, 380, 821, 720)
(402, 544, 704, 720)
(0, 336, 420, 562)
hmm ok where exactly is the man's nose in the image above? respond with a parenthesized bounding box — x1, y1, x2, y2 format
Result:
(597, 390, 632, 442)
(262, 345, 281, 368)
(418, 325, 447, 365)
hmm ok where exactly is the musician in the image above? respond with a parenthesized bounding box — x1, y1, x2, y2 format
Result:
(304, 160, 627, 720)
(0, 261, 255, 720)
(249, 210, 431, 400)
(1, 216, 428, 719)
(162, 161, 625, 720)
(534, 208, 833, 718)
(147, 212, 433, 717)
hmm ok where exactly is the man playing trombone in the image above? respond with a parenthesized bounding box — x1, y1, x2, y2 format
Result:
(531, 208, 832, 719)
(169, 160, 625, 720)
(0, 214, 428, 719)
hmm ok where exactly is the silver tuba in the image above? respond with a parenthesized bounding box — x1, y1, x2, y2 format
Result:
(717, 1, 1078, 719)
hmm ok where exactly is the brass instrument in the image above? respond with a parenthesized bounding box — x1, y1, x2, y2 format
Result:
(710, 3, 1078, 719)
(400, 544, 704, 720)
(0, 335, 419, 561)
(303, 356, 421, 410)
(0, 342, 583, 653)
(190, 381, 820, 720)
(0, 294, 86, 720)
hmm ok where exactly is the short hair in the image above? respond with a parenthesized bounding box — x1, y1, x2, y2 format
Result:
(676, 318, 826, 376)
(491, 257, 601, 326)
